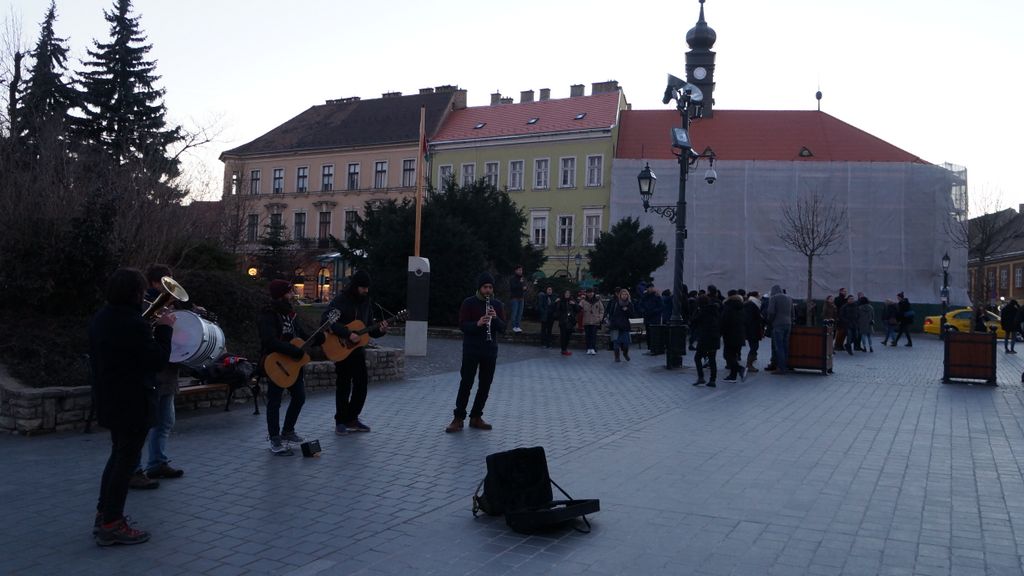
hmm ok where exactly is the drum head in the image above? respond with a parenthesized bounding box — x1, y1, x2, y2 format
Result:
(170, 311, 205, 364)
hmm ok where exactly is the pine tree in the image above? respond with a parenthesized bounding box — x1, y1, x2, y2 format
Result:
(77, 0, 181, 187)
(16, 1, 79, 158)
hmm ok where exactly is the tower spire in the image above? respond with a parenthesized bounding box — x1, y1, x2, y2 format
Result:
(686, 0, 717, 117)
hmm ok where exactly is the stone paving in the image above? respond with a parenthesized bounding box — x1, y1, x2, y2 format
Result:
(4, 334, 1024, 575)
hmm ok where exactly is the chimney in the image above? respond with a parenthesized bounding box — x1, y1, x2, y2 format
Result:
(490, 91, 502, 105)
(520, 90, 534, 103)
(419, 87, 434, 95)
(539, 88, 551, 101)
(591, 80, 619, 94)
(382, 91, 402, 98)
(500, 97, 513, 104)
(452, 89, 468, 110)
(570, 84, 585, 97)
(434, 84, 457, 93)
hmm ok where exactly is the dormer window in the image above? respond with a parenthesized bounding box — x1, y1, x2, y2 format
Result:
(574, 113, 587, 120)
(527, 117, 539, 125)
(474, 122, 486, 129)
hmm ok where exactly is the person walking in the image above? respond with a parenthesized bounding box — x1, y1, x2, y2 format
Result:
(607, 288, 636, 362)
(324, 270, 388, 435)
(639, 284, 663, 352)
(720, 290, 746, 381)
(766, 285, 793, 374)
(1001, 299, 1019, 353)
(891, 292, 914, 347)
(857, 296, 875, 352)
(446, 273, 505, 432)
(508, 265, 527, 333)
(90, 268, 174, 546)
(554, 289, 580, 356)
(580, 288, 605, 355)
(537, 286, 554, 349)
(692, 294, 721, 386)
(881, 299, 898, 345)
(840, 300, 860, 355)
(743, 291, 764, 373)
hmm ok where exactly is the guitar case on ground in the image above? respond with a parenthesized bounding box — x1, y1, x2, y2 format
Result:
(472, 446, 599, 534)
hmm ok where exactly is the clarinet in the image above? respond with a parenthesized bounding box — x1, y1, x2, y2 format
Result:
(484, 296, 493, 342)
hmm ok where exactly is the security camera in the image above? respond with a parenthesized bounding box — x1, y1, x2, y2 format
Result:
(704, 168, 718, 185)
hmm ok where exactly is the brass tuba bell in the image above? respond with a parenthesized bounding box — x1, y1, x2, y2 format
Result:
(142, 276, 189, 321)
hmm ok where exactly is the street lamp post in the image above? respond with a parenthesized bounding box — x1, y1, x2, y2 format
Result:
(940, 252, 950, 338)
(637, 77, 717, 368)
(574, 253, 582, 283)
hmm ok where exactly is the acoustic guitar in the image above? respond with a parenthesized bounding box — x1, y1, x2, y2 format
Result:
(263, 310, 340, 388)
(323, 310, 408, 362)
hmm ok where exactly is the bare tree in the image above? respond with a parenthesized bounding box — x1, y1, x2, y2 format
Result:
(945, 187, 1021, 306)
(777, 191, 848, 326)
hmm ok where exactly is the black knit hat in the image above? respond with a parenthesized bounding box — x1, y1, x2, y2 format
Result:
(351, 270, 371, 288)
(477, 272, 495, 289)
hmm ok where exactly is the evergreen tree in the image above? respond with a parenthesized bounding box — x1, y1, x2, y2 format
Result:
(16, 1, 79, 159)
(588, 217, 668, 294)
(255, 219, 294, 281)
(77, 0, 182, 188)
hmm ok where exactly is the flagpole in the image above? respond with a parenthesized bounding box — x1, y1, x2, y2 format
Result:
(414, 105, 426, 257)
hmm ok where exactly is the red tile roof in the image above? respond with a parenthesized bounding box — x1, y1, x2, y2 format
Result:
(432, 91, 623, 142)
(617, 110, 927, 163)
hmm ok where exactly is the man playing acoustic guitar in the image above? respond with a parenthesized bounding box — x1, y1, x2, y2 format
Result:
(259, 280, 325, 454)
(324, 270, 388, 435)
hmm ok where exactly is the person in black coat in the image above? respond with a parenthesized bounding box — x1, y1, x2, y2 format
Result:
(891, 292, 914, 346)
(692, 294, 721, 386)
(639, 285, 663, 351)
(446, 272, 506, 432)
(607, 288, 636, 362)
(259, 279, 325, 453)
(720, 291, 746, 381)
(324, 270, 387, 435)
(90, 268, 174, 546)
(1001, 299, 1019, 353)
(554, 289, 581, 356)
(743, 291, 764, 373)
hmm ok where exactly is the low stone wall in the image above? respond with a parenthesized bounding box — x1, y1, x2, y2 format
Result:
(0, 346, 405, 435)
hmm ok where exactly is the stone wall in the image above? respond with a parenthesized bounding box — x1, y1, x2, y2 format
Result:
(0, 347, 404, 435)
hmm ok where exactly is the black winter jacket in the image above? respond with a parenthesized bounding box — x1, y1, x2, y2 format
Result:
(460, 294, 506, 358)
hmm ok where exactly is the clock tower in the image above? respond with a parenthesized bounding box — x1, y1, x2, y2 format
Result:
(685, 0, 717, 117)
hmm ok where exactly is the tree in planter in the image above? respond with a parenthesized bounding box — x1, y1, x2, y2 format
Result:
(776, 190, 847, 326)
(588, 217, 667, 295)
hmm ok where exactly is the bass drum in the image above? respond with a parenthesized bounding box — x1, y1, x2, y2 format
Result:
(169, 310, 226, 369)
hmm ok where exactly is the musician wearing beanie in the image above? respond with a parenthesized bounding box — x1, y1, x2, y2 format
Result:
(258, 279, 324, 454)
(324, 269, 387, 435)
(445, 272, 506, 433)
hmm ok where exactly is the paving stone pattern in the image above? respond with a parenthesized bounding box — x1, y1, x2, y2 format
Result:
(4, 336, 1024, 575)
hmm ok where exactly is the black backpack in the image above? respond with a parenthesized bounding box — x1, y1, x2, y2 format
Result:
(472, 446, 599, 533)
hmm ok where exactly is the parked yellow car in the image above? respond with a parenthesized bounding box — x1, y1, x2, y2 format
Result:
(922, 308, 1006, 337)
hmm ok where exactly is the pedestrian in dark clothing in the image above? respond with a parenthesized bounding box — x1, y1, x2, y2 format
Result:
(687, 290, 700, 350)
(881, 299, 898, 345)
(857, 296, 875, 352)
(720, 292, 746, 381)
(744, 291, 764, 373)
(607, 288, 636, 362)
(766, 285, 793, 373)
(1001, 300, 1019, 353)
(90, 268, 174, 546)
(639, 285, 663, 351)
(692, 295, 721, 386)
(661, 289, 673, 324)
(834, 288, 850, 350)
(554, 290, 580, 356)
(446, 273, 505, 432)
(840, 301, 860, 355)
(891, 292, 914, 346)
(537, 286, 554, 348)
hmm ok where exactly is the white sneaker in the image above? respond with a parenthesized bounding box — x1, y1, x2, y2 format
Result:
(587, 349, 596, 355)
(512, 327, 522, 333)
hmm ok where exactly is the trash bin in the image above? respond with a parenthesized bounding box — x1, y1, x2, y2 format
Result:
(648, 324, 667, 355)
(665, 324, 688, 369)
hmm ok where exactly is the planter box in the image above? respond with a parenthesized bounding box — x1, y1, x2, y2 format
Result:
(943, 331, 997, 384)
(788, 325, 834, 375)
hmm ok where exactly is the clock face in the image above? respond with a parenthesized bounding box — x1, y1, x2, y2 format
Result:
(693, 66, 707, 80)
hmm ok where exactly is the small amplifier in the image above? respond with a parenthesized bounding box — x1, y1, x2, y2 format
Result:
(300, 439, 322, 457)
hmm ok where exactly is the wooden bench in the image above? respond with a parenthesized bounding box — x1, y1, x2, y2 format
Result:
(176, 381, 231, 411)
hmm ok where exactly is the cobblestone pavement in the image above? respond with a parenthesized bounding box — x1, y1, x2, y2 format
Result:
(5, 335, 1024, 575)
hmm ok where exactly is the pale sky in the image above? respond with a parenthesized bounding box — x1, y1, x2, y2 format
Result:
(6, 0, 1023, 212)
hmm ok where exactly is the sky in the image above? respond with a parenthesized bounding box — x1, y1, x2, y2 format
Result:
(5, 0, 1023, 212)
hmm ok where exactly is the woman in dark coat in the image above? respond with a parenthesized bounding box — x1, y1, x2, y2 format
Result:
(607, 288, 636, 362)
(692, 294, 721, 387)
(720, 292, 746, 381)
(554, 290, 580, 356)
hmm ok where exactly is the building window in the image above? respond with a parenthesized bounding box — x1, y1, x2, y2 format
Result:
(584, 211, 602, 246)
(321, 165, 334, 192)
(402, 159, 416, 187)
(438, 165, 453, 186)
(272, 168, 284, 193)
(249, 170, 261, 195)
(509, 160, 524, 191)
(344, 209, 359, 241)
(557, 215, 574, 246)
(293, 212, 306, 240)
(1016, 267, 1023, 289)
(586, 155, 603, 187)
(531, 213, 548, 246)
(374, 161, 387, 189)
(1000, 268, 1009, 289)
(461, 163, 475, 186)
(318, 211, 331, 240)
(269, 212, 283, 228)
(559, 157, 576, 188)
(246, 214, 258, 242)
(534, 158, 549, 189)
(484, 161, 499, 187)
(296, 167, 309, 193)
(347, 163, 360, 190)
(230, 171, 239, 195)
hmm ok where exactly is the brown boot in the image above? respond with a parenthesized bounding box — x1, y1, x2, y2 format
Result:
(445, 418, 464, 433)
(469, 417, 493, 430)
